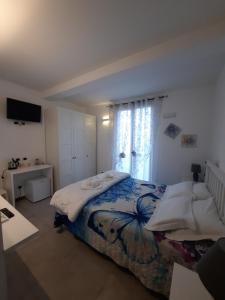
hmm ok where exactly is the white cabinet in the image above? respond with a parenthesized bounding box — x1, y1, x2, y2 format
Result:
(46, 107, 96, 190)
(170, 263, 213, 300)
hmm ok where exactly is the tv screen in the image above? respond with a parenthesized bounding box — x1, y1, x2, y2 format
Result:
(7, 98, 41, 123)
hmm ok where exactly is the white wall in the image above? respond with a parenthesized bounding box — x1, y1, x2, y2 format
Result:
(211, 65, 225, 172)
(86, 105, 113, 174)
(0, 79, 216, 188)
(89, 85, 214, 184)
(156, 86, 213, 184)
(0, 79, 86, 188)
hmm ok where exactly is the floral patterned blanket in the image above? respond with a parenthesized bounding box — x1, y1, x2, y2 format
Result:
(54, 177, 213, 297)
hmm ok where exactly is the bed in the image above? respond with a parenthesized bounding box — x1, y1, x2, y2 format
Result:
(50, 162, 225, 298)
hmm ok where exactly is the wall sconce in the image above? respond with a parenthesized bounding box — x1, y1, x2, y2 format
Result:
(102, 115, 110, 126)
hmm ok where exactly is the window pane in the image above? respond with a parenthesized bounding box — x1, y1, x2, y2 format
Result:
(113, 105, 152, 181)
(132, 106, 152, 181)
(115, 109, 131, 173)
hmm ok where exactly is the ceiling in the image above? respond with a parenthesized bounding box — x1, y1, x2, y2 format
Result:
(1, 0, 225, 105)
(61, 47, 225, 106)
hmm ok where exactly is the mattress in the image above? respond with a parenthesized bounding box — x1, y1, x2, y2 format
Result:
(53, 177, 213, 297)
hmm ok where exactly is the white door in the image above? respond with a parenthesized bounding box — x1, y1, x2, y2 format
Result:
(58, 108, 74, 188)
(58, 109, 97, 187)
(72, 111, 86, 182)
(113, 105, 152, 181)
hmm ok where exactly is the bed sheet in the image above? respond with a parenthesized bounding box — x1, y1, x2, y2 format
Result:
(54, 177, 213, 297)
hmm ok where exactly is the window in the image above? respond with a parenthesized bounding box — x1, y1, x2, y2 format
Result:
(112, 101, 156, 181)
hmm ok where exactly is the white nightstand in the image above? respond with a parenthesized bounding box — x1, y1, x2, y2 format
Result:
(170, 263, 213, 300)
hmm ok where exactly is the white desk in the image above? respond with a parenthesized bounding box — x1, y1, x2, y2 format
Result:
(170, 263, 213, 300)
(0, 196, 38, 251)
(4, 164, 53, 206)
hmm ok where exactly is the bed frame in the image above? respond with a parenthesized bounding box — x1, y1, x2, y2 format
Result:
(205, 160, 225, 224)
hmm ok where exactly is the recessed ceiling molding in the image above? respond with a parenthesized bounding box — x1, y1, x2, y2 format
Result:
(42, 20, 225, 100)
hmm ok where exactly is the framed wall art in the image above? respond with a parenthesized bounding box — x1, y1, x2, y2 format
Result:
(164, 123, 181, 139)
(181, 134, 197, 148)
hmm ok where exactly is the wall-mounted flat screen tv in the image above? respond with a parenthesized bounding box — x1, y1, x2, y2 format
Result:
(7, 98, 41, 123)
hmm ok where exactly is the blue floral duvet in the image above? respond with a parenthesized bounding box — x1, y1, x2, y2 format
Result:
(54, 177, 213, 297)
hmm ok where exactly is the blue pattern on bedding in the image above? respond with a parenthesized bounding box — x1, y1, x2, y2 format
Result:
(87, 191, 158, 264)
(54, 177, 213, 297)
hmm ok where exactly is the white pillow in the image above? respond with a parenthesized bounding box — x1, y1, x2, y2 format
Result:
(194, 198, 225, 235)
(165, 198, 225, 241)
(163, 181, 193, 200)
(144, 195, 196, 231)
(193, 182, 211, 200)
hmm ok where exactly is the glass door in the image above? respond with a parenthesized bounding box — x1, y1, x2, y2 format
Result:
(113, 104, 152, 181)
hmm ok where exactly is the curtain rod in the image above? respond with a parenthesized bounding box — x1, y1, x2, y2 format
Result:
(108, 94, 168, 107)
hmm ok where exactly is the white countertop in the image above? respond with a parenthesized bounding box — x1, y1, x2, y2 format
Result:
(0, 196, 39, 250)
(6, 164, 52, 175)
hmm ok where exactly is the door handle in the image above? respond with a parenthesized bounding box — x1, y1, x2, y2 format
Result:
(119, 152, 126, 158)
(86, 155, 88, 158)
(72, 156, 77, 159)
(131, 150, 136, 157)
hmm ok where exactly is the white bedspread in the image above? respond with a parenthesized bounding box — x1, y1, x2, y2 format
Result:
(50, 170, 129, 222)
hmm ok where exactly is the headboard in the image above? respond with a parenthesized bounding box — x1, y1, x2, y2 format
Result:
(205, 160, 225, 224)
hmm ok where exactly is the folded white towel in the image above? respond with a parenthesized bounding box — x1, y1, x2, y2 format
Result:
(51, 170, 130, 222)
(103, 172, 114, 181)
(81, 178, 103, 190)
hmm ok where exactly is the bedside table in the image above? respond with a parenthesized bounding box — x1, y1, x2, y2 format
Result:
(170, 263, 213, 300)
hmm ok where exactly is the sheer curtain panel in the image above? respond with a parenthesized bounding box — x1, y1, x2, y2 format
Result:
(112, 99, 161, 181)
